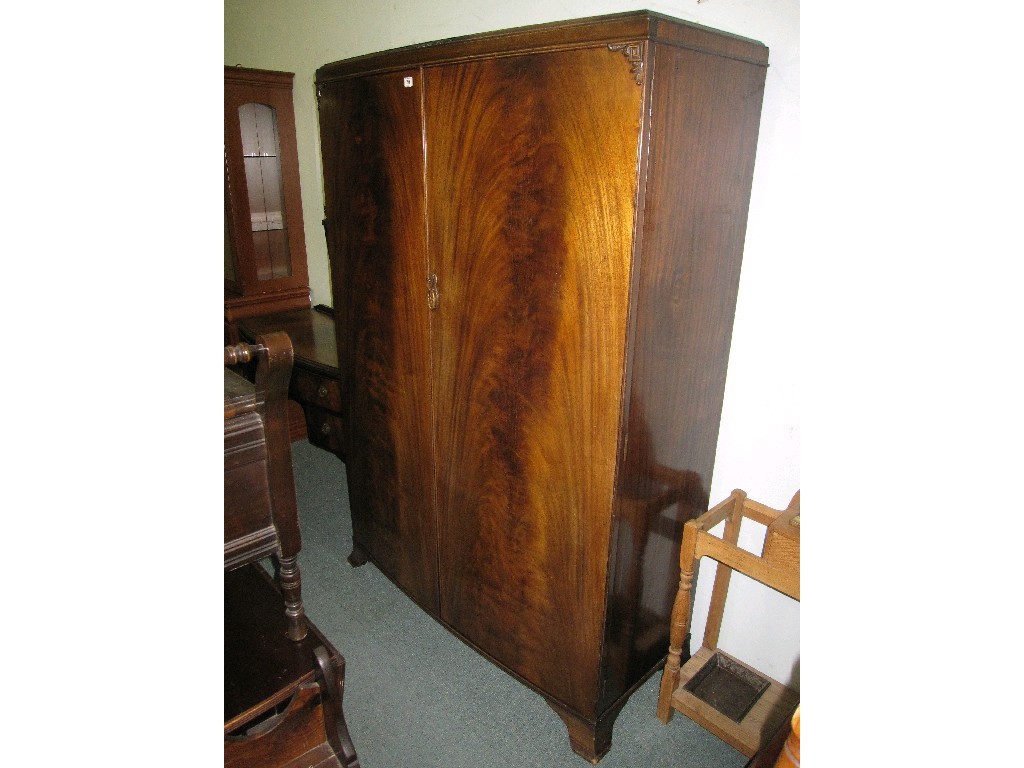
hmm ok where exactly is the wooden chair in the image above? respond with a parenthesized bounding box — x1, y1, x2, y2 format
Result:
(224, 332, 307, 641)
(656, 489, 800, 759)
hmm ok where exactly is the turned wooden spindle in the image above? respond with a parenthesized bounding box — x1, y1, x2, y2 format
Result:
(277, 555, 308, 641)
(657, 520, 698, 724)
(224, 342, 262, 367)
(656, 488, 800, 758)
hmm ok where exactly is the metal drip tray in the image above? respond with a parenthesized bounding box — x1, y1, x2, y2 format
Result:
(682, 651, 771, 722)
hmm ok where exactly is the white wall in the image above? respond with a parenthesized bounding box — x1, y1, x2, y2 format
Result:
(225, 0, 800, 686)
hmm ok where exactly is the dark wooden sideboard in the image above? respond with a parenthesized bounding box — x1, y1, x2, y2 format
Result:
(238, 305, 345, 460)
(316, 11, 769, 762)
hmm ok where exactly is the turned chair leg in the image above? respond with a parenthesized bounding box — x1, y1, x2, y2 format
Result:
(277, 555, 308, 641)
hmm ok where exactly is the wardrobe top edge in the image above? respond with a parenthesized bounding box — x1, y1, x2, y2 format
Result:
(315, 10, 768, 82)
(224, 65, 295, 85)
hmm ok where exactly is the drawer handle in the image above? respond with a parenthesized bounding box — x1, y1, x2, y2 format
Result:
(317, 385, 329, 399)
(320, 422, 331, 435)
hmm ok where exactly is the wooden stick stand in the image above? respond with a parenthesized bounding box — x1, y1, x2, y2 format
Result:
(656, 489, 800, 759)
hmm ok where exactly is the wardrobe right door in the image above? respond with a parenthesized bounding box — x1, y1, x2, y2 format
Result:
(423, 45, 644, 714)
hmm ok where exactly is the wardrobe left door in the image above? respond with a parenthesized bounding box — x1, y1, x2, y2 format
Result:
(318, 69, 440, 614)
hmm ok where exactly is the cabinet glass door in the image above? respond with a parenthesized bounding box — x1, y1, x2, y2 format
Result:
(238, 102, 292, 280)
(223, 66, 310, 328)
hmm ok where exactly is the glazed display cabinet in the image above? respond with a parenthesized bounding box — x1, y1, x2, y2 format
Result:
(224, 66, 310, 340)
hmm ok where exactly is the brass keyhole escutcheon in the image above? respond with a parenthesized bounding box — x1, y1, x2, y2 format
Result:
(427, 273, 439, 310)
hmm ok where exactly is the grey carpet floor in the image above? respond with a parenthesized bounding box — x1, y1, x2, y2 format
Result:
(287, 438, 747, 768)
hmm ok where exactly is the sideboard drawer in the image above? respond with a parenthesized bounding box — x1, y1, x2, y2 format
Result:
(290, 368, 343, 413)
(305, 406, 345, 454)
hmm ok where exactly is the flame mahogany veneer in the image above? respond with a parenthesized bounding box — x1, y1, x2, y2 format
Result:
(316, 11, 768, 762)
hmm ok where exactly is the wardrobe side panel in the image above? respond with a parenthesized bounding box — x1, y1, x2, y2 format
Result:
(423, 47, 643, 714)
(318, 72, 440, 613)
(600, 41, 768, 711)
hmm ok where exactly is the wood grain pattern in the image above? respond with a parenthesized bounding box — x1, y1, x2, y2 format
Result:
(315, 11, 766, 82)
(315, 12, 769, 760)
(600, 39, 768, 712)
(425, 47, 642, 715)
(318, 71, 439, 613)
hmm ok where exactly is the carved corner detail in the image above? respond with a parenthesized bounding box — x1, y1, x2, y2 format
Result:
(609, 42, 646, 85)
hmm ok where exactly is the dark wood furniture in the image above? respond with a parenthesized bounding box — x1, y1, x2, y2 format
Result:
(225, 564, 361, 768)
(238, 305, 345, 460)
(224, 333, 306, 641)
(225, 66, 311, 342)
(316, 11, 768, 762)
